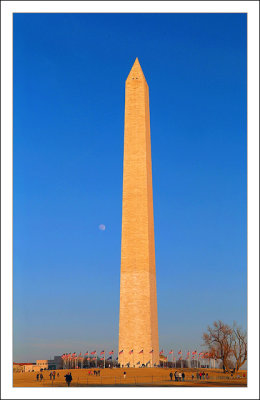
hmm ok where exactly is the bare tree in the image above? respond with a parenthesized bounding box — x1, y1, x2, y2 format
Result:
(232, 323, 247, 371)
(203, 320, 234, 372)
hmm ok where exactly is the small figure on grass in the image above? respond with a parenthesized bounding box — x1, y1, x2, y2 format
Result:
(64, 372, 72, 387)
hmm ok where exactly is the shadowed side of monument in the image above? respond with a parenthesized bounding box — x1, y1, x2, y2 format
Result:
(118, 58, 159, 367)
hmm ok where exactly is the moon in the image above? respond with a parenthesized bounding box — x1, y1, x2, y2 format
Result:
(99, 224, 106, 231)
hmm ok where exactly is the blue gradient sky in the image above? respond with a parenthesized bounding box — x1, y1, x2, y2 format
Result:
(13, 13, 247, 362)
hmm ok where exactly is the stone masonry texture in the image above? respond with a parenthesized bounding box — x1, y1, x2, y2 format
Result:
(118, 59, 159, 367)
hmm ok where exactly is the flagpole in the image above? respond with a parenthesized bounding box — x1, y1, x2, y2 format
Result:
(104, 352, 105, 369)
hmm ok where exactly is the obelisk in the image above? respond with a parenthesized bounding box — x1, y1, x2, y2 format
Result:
(118, 58, 159, 367)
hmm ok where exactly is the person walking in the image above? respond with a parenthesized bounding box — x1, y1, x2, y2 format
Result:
(36, 373, 39, 381)
(191, 374, 194, 380)
(40, 373, 43, 381)
(52, 371, 56, 380)
(199, 372, 202, 380)
(123, 371, 126, 380)
(196, 372, 200, 380)
(64, 372, 72, 387)
(174, 371, 178, 381)
(169, 372, 173, 381)
(178, 372, 182, 382)
(202, 371, 205, 380)
(206, 373, 209, 380)
(49, 372, 53, 380)
(182, 372, 185, 382)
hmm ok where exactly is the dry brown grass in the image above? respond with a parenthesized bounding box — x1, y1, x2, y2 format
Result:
(13, 367, 247, 387)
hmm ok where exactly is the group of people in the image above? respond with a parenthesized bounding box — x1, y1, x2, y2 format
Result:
(36, 373, 43, 381)
(88, 369, 101, 376)
(194, 371, 209, 380)
(169, 371, 186, 381)
(49, 371, 59, 380)
(169, 371, 210, 382)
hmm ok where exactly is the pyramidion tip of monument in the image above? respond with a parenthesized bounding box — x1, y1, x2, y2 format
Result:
(126, 57, 146, 82)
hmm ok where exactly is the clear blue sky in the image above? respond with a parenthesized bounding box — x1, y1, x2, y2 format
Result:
(13, 13, 247, 362)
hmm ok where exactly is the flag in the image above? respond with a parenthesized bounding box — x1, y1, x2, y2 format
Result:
(91, 351, 96, 355)
(149, 349, 154, 354)
(187, 351, 190, 357)
(100, 357, 104, 361)
(92, 357, 97, 361)
(169, 350, 173, 355)
(119, 350, 123, 355)
(84, 352, 88, 356)
(100, 350, 105, 355)
(192, 350, 197, 355)
(179, 356, 182, 360)
(199, 352, 204, 357)
(129, 349, 133, 354)
(159, 349, 164, 355)
(109, 350, 114, 355)
(139, 349, 144, 354)
(178, 350, 182, 355)
(173, 357, 176, 361)
(78, 352, 82, 357)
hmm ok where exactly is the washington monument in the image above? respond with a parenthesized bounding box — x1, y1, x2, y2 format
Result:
(118, 59, 159, 367)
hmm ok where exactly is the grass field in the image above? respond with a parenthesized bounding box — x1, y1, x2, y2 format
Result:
(13, 367, 247, 387)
